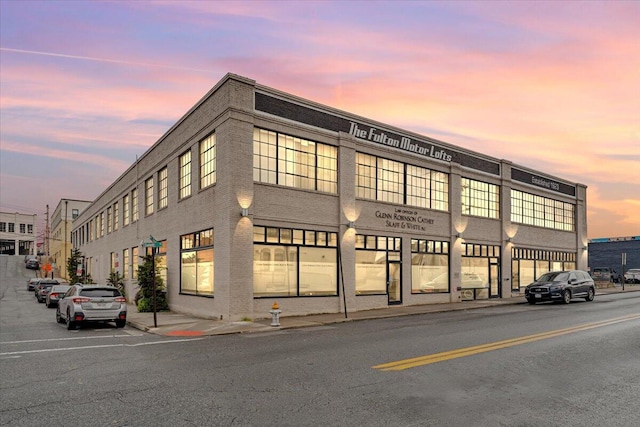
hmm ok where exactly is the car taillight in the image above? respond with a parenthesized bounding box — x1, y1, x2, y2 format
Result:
(115, 297, 126, 303)
(50, 293, 58, 298)
(72, 297, 90, 303)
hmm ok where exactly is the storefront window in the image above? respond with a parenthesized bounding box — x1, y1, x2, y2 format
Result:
(511, 247, 576, 291)
(253, 226, 338, 297)
(411, 239, 449, 293)
(355, 235, 401, 295)
(180, 228, 214, 296)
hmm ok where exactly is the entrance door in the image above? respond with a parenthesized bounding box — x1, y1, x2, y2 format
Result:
(489, 259, 500, 298)
(387, 260, 402, 305)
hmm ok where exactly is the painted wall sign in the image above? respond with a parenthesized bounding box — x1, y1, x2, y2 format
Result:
(375, 208, 435, 231)
(511, 168, 576, 196)
(255, 92, 500, 175)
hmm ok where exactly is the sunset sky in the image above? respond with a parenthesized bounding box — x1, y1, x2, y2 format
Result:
(1, 0, 638, 241)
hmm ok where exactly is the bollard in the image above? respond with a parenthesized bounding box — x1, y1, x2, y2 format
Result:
(269, 301, 281, 327)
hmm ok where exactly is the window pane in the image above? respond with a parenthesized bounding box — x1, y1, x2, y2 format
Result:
(253, 245, 297, 297)
(355, 251, 387, 295)
(196, 249, 214, 295)
(412, 254, 449, 293)
(299, 247, 337, 296)
(181, 252, 197, 293)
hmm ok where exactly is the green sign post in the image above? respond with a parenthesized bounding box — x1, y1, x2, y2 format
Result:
(142, 235, 161, 327)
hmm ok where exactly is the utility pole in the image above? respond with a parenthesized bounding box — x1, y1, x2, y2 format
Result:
(64, 200, 68, 280)
(45, 204, 50, 257)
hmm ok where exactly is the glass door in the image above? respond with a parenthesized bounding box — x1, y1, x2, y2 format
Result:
(387, 260, 402, 305)
(489, 259, 500, 298)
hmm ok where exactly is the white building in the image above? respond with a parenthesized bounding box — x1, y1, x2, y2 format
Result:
(0, 211, 37, 256)
(72, 73, 587, 321)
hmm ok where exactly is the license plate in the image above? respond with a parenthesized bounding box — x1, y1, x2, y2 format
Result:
(97, 302, 106, 308)
(535, 294, 541, 299)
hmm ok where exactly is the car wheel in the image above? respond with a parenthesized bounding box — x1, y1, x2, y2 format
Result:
(56, 307, 64, 323)
(38, 297, 44, 303)
(561, 290, 571, 304)
(66, 309, 76, 330)
(585, 287, 595, 302)
(46, 302, 52, 308)
(115, 320, 126, 328)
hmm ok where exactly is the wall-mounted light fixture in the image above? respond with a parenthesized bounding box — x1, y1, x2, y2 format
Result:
(241, 208, 249, 217)
(506, 237, 512, 243)
(455, 233, 461, 239)
(347, 221, 356, 229)
(582, 246, 588, 250)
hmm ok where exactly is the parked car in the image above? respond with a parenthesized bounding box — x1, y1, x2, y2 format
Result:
(27, 277, 41, 291)
(45, 284, 71, 308)
(525, 270, 595, 304)
(25, 258, 40, 270)
(624, 269, 640, 284)
(56, 284, 127, 330)
(590, 267, 621, 283)
(35, 279, 60, 303)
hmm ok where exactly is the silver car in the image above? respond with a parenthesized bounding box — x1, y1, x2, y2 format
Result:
(56, 284, 127, 330)
(45, 284, 71, 308)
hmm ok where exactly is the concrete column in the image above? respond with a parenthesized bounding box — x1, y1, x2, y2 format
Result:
(500, 160, 514, 298)
(449, 162, 463, 303)
(576, 184, 588, 270)
(214, 77, 256, 321)
(337, 132, 357, 314)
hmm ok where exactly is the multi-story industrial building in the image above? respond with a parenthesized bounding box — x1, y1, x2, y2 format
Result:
(72, 73, 587, 321)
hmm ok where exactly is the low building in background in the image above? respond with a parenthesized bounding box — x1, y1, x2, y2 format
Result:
(71, 73, 588, 321)
(587, 236, 640, 281)
(0, 211, 37, 256)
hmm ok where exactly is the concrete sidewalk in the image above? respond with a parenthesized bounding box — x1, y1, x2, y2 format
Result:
(126, 285, 639, 337)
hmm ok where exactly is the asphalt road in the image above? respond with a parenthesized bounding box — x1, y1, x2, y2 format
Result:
(1, 255, 640, 426)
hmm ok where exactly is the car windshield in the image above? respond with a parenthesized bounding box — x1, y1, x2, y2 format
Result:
(537, 272, 569, 282)
(80, 288, 121, 298)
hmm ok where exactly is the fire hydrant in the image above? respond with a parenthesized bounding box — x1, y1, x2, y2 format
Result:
(269, 301, 281, 327)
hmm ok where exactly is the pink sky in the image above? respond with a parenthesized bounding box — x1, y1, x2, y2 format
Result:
(1, 1, 638, 240)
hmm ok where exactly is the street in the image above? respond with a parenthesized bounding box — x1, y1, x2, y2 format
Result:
(1, 255, 639, 426)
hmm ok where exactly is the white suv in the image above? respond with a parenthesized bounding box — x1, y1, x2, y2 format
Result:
(624, 269, 640, 284)
(56, 284, 127, 330)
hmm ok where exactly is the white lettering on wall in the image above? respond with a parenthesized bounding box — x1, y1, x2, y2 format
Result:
(349, 121, 453, 162)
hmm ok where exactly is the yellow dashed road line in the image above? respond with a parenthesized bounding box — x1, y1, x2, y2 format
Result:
(373, 313, 640, 371)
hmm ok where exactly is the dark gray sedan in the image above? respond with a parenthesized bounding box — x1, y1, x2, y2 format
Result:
(45, 284, 71, 308)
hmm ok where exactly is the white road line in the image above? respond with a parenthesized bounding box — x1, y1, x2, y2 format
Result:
(0, 337, 204, 356)
(1, 334, 143, 345)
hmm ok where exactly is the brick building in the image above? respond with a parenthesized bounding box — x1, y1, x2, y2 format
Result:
(72, 73, 587, 321)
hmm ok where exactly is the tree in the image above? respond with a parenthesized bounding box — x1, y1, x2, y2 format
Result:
(107, 271, 125, 298)
(66, 248, 92, 284)
(135, 254, 168, 312)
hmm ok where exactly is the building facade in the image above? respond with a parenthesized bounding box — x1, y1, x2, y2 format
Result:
(0, 212, 37, 256)
(72, 73, 587, 321)
(588, 236, 640, 276)
(51, 199, 91, 279)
